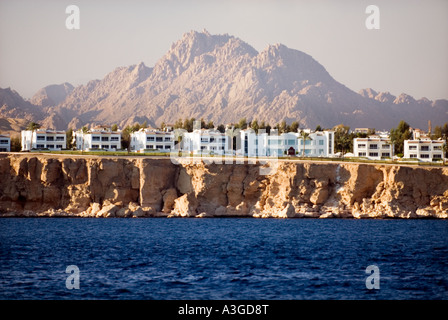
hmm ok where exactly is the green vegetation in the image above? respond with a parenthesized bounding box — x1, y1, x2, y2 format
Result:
(10, 137, 21, 152)
(26, 122, 41, 131)
(390, 120, 412, 155)
(66, 128, 73, 149)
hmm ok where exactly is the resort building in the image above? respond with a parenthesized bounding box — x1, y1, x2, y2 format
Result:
(130, 128, 174, 152)
(404, 132, 445, 162)
(21, 129, 66, 151)
(353, 134, 393, 160)
(240, 129, 335, 157)
(74, 125, 121, 151)
(0, 134, 11, 152)
(181, 129, 230, 155)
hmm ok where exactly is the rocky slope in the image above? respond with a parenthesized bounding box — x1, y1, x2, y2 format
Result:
(30, 83, 74, 108)
(53, 30, 447, 130)
(0, 154, 446, 218)
(2, 30, 447, 131)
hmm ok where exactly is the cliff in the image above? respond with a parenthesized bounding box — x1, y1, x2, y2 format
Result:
(0, 154, 447, 218)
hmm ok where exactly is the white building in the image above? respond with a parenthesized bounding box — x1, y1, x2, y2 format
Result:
(353, 135, 393, 160)
(21, 129, 66, 151)
(240, 129, 335, 157)
(130, 128, 174, 152)
(181, 129, 230, 155)
(74, 125, 121, 151)
(0, 134, 11, 152)
(404, 139, 444, 162)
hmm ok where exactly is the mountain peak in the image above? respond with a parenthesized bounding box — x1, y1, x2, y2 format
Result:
(9, 30, 446, 131)
(30, 83, 74, 107)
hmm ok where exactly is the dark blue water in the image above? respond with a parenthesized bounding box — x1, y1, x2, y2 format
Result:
(0, 218, 447, 300)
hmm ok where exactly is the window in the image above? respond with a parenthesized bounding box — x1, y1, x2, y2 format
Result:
(36, 144, 45, 149)
(92, 136, 100, 141)
(421, 146, 430, 151)
(101, 137, 109, 142)
(358, 152, 366, 157)
(147, 136, 155, 141)
(382, 144, 390, 149)
(319, 140, 324, 146)
(110, 137, 119, 141)
(56, 145, 63, 149)
(421, 154, 430, 158)
(156, 137, 163, 142)
(408, 145, 417, 150)
(200, 146, 207, 150)
(210, 137, 215, 143)
(357, 144, 366, 149)
(369, 152, 378, 157)
(37, 135, 45, 141)
(165, 145, 171, 149)
(369, 144, 378, 149)
(56, 137, 65, 141)
(0, 140, 8, 144)
(433, 154, 442, 159)
(156, 145, 163, 149)
(111, 145, 117, 149)
(410, 154, 417, 158)
(102, 145, 109, 149)
(201, 138, 208, 143)
(92, 145, 99, 149)
(433, 145, 442, 150)
(46, 144, 54, 149)
(164, 137, 172, 142)
(319, 149, 324, 155)
(382, 153, 390, 157)
(147, 145, 154, 149)
(46, 136, 54, 141)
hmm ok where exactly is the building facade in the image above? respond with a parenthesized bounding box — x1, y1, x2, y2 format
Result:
(181, 129, 230, 155)
(74, 126, 121, 151)
(130, 128, 174, 152)
(353, 135, 393, 160)
(404, 139, 444, 162)
(21, 129, 66, 151)
(240, 129, 335, 157)
(0, 134, 11, 152)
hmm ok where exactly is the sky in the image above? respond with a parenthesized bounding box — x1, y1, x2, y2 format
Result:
(0, 0, 447, 100)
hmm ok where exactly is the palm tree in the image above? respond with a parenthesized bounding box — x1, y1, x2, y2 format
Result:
(299, 131, 312, 157)
(26, 122, 41, 131)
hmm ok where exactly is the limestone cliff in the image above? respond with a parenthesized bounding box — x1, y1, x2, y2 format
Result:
(0, 154, 447, 218)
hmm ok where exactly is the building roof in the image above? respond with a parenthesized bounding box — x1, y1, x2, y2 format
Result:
(406, 139, 444, 144)
(33, 129, 66, 134)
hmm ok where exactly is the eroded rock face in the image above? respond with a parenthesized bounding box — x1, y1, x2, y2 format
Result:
(0, 154, 446, 218)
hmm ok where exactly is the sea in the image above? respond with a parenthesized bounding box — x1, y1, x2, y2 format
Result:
(0, 218, 447, 300)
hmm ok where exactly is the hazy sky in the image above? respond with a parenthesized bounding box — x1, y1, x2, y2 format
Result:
(1, 0, 447, 100)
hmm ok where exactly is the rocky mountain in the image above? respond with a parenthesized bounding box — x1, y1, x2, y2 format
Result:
(0, 87, 44, 121)
(30, 82, 74, 107)
(1, 30, 447, 131)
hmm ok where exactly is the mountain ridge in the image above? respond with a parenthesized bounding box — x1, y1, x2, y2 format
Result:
(1, 30, 447, 131)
